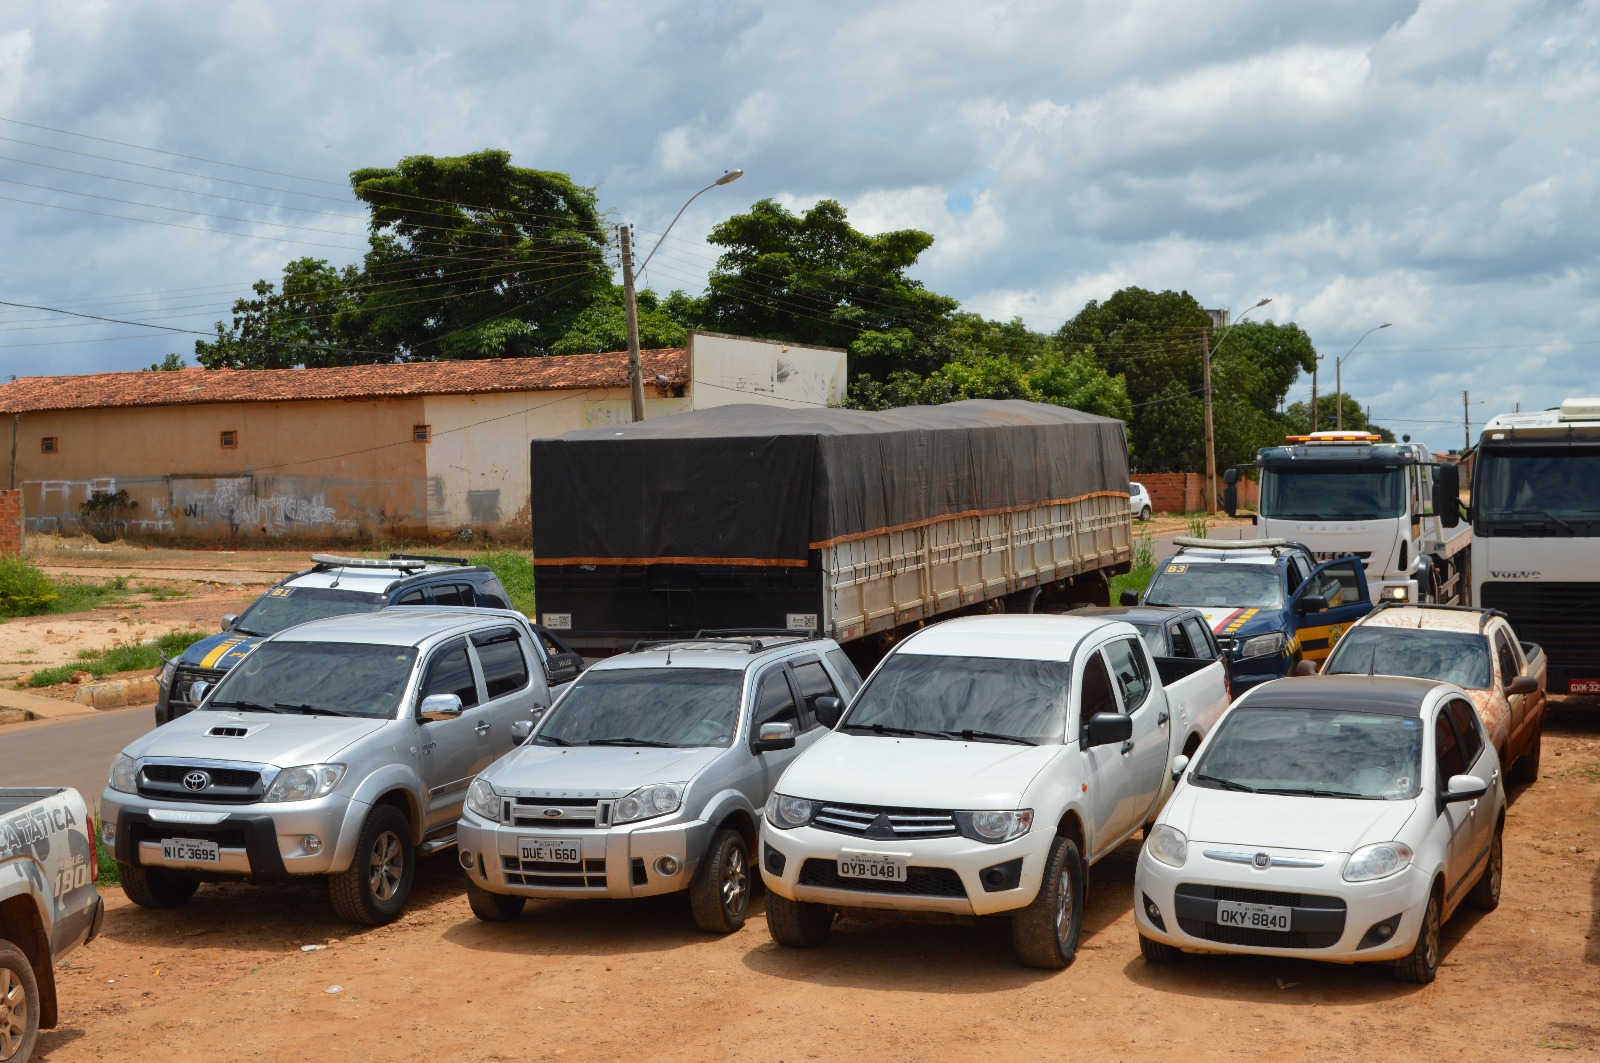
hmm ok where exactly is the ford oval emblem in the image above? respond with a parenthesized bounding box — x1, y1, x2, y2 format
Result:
(183, 771, 211, 792)
(541, 808, 562, 819)
(1252, 852, 1271, 870)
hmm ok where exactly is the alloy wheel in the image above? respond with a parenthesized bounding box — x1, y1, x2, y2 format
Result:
(722, 845, 748, 915)
(1423, 897, 1440, 970)
(0, 967, 26, 1062)
(1054, 869, 1073, 945)
(368, 830, 404, 902)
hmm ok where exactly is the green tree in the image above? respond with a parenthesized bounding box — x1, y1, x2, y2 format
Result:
(1285, 394, 1395, 441)
(194, 257, 365, 369)
(145, 353, 186, 371)
(549, 286, 693, 355)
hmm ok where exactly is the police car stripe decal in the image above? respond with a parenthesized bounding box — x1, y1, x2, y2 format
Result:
(200, 637, 245, 669)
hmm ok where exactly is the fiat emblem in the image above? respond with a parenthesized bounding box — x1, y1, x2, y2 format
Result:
(1252, 852, 1271, 869)
(183, 771, 211, 792)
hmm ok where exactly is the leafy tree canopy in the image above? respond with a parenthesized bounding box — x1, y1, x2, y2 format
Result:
(195, 257, 364, 369)
(146, 353, 185, 371)
(1285, 394, 1395, 442)
(548, 286, 694, 355)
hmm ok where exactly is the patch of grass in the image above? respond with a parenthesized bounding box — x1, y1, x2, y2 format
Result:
(43, 574, 136, 615)
(1183, 511, 1212, 539)
(481, 549, 536, 616)
(1110, 530, 1157, 604)
(95, 823, 120, 886)
(27, 629, 207, 687)
(0, 554, 59, 616)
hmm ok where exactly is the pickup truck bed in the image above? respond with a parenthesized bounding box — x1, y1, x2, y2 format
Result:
(1152, 656, 1232, 761)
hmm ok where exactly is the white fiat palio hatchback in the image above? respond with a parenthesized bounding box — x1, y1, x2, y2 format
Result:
(1133, 674, 1504, 983)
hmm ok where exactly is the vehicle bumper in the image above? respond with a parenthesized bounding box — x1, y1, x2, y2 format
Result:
(85, 894, 105, 944)
(101, 787, 371, 877)
(457, 811, 714, 900)
(758, 821, 1052, 917)
(1133, 844, 1428, 964)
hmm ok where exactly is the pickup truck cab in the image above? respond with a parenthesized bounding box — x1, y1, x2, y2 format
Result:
(459, 631, 862, 933)
(759, 614, 1216, 969)
(1130, 537, 1374, 692)
(1075, 606, 1233, 753)
(103, 608, 553, 925)
(1, 786, 103, 1063)
(1315, 603, 1548, 785)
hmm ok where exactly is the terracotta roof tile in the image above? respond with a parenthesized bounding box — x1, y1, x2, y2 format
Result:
(0, 348, 688, 414)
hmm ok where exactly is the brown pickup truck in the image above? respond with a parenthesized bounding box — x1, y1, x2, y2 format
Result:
(1309, 602, 1548, 784)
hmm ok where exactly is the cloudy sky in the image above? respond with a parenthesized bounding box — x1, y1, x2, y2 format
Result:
(0, 0, 1595, 452)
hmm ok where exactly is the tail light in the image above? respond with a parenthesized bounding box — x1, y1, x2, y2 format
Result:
(87, 812, 97, 876)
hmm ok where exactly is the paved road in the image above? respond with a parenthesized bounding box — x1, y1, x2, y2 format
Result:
(0, 707, 155, 801)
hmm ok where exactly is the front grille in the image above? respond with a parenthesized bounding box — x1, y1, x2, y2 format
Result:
(506, 797, 612, 830)
(170, 666, 226, 714)
(810, 803, 959, 839)
(501, 855, 608, 888)
(1481, 581, 1600, 685)
(143, 764, 259, 787)
(797, 859, 967, 898)
(137, 762, 264, 804)
(1175, 882, 1346, 949)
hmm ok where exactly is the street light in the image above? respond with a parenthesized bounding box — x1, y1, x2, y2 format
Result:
(622, 169, 745, 422)
(1204, 297, 1272, 512)
(1334, 323, 1392, 430)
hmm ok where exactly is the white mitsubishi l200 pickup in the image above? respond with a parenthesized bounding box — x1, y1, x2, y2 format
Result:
(759, 613, 1228, 969)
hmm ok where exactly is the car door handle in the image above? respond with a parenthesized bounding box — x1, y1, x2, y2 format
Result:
(1157, 711, 1169, 726)
(474, 721, 491, 736)
(1120, 740, 1134, 755)
(1468, 799, 1479, 815)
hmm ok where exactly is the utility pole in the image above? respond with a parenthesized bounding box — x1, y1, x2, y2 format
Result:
(1463, 390, 1470, 453)
(1310, 357, 1319, 433)
(1203, 327, 1216, 513)
(618, 224, 646, 422)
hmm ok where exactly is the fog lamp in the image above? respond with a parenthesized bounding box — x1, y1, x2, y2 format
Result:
(459, 850, 475, 870)
(101, 821, 116, 845)
(301, 834, 322, 855)
(654, 855, 681, 877)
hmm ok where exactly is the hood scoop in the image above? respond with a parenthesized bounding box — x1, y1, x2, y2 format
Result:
(207, 724, 264, 738)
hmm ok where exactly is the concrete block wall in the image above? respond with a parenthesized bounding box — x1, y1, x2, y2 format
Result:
(1130, 473, 1258, 515)
(0, 490, 22, 554)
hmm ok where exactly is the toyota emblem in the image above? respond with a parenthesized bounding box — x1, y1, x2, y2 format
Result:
(541, 808, 563, 819)
(1252, 852, 1271, 870)
(183, 771, 211, 792)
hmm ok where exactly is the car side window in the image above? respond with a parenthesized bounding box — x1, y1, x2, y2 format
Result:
(824, 648, 863, 697)
(394, 589, 427, 606)
(479, 577, 512, 610)
(1080, 650, 1120, 719)
(1103, 637, 1151, 712)
(1446, 699, 1486, 767)
(421, 639, 480, 709)
(1313, 560, 1367, 605)
(471, 628, 531, 699)
(1167, 621, 1194, 658)
(751, 670, 801, 732)
(1493, 631, 1520, 688)
(430, 583, 475, 607)
(1285, 557, 1306, 595)
(1434, 710, 1466, 782)
(1181, 617, 1216, 661)
(789, 660, 838, 730)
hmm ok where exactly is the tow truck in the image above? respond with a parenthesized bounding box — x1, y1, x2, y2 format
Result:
(1223, 431, 1469, 604)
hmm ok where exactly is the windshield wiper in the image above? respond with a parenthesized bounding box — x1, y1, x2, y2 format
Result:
(586, 737, 678, 747)
(1256, 786, 1370, 799)
(274, 702, 356, 717)
(1494, 508, 1575, 532)
(208, 700, 284, 713)
(231, 626, 266, 637)
(942, 729, 1038, 745)
(1191, 772, 1257, 793)
(841, 723, 952, 740)
(535, 734, 575, 747)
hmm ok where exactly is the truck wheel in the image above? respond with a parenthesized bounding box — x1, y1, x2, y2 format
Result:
(465, 877, 525, 922)
(328, 805, 413, 926)
(1011, 836, 1085, 969)
(1467, 826, 1503, 912)
(0, 942, 39, 1063)
(765, 892, 833, 947)
(689, 829, 751, 934)
(118, 861, 199, 909)
(1138, 933, 1183, 964)
(1512, 725, 1543, 784)
(1394, 889, 1441, 984)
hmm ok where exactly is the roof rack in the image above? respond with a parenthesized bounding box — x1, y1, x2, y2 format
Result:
(311, 553, 425, 571)
(628, 629, 822, 655)
(388, 553, 470, 566)
(1370, 600, 1507, 629)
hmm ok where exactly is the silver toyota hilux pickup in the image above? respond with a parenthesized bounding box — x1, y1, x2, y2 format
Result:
(101, 608, 552, 925)
(457, 631, 862, 932)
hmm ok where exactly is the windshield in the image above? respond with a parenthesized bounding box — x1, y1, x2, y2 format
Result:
(206, 642, 416, 719)
(234, 587, 385, 637)
(534, 668, 743, 748)
(1145, 562, 1282, 609)
(1259, 464, 1406, 521)
(1323, 627, 1490, 689)
(840, 654, 1069, 744)
(1192, 705, 1421, 799)
(1475, 446, 1600, 534)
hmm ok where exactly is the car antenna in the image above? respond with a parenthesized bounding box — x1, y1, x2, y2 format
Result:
(329, 564, 346, 589)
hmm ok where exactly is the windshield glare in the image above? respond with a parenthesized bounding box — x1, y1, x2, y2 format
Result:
(1477, 447, 1600, 524)
(234, 587, 385, 636)
(1193, 705, 1421, 799)
(207, 642, 416, 719)
(1260, 464, 1406, 521)
(535, 668, 743, 748)
(841, 654, 1069, 743)
(1145, 562, 1282, 609)
(1323, 628, 1490, 689)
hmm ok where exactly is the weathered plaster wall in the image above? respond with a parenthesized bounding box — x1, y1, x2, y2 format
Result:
(688, 332, 847, 409)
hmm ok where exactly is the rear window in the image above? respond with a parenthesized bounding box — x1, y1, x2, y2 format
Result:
(232, 587, 385, 637)
(473, 630, 530, 699)
(1323, 628, 1490, 689)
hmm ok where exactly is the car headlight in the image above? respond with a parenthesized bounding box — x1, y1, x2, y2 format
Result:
(1343, 841, 1413, 882)
(1144, 824, 1188, 867)
(465, 776, 501, 822)
(158, 659, 177, 687)
(764, 793, 816, 830)
(1238, 632, 1286, 659)
(262, 764, 346, 803)
(109, 753, 139, 794)
(613, 782, 684, 825)
(954, 809, 1034, 843)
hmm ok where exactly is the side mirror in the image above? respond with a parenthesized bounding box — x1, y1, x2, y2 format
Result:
(1222, 468, 1239, 486)
(1432, 464, 1461, 529)
(812, 695, 844, 729)
(510, 719, 535, 742)
(1443, 774, 1488, 802)
(1170, 753, 1190, 781)
(1505, 675, 1539, 696)
(190, 680, 211, 705)
(1292, 659, 1320, 677)
(1085, 711, 1133, 748)
(546, 652, 583, 684)
(221, 614, 238, 632)
(754, 721, 797, 752)
(419, 693, 464, 719)
(1119, 590, 1140, 606)
(1294, 594, 1329, 615)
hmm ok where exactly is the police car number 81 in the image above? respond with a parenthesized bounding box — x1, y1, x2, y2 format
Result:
(1217, 900, 1290, 931)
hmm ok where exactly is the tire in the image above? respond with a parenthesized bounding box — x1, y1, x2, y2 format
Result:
(1011, 836, 1085, 969)
(1139, 933, 1182, 964)
(0, 942, 40, 1063)
(765, 891, 833, 948)
(466, 877, 525, 922)
(1394, 889, 1442, 984)
(118, 861, 199, 909)
(1468, 826, 1503, 912)
(327, 805, 414, 926)
(689, 829, 751, 934)
(1139, 506, 1152, 522)
(1512, 723, 1543, 784)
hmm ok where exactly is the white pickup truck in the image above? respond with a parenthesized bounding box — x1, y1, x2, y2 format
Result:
(759, 613, 1230, 969)
(2, 787, 104, 1063)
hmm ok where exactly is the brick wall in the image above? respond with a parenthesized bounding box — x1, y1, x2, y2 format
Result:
(1131, 473, 1259, 515)
(0, 490, 22, 554)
